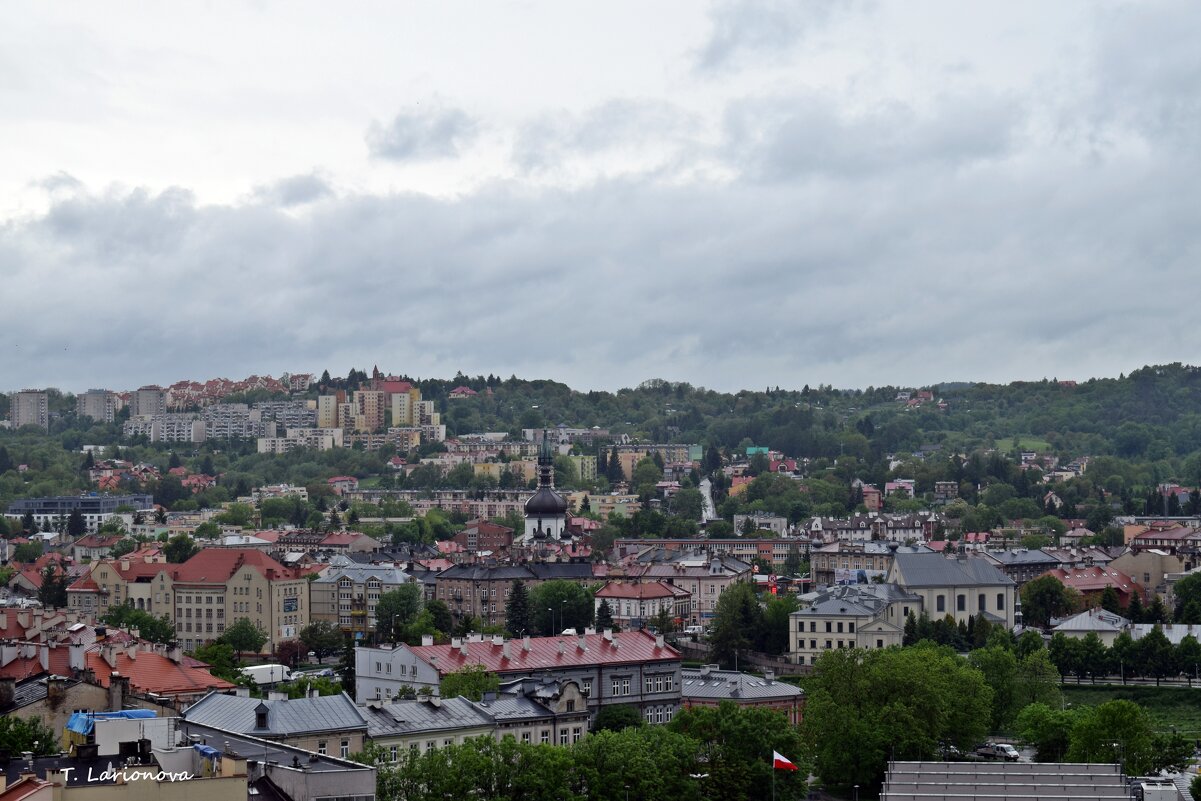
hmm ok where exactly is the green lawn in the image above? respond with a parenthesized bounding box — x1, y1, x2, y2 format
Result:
(994, 436, 1053, 452)
(1062, 684, 1201, 738)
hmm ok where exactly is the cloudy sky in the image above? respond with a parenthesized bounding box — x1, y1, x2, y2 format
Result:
(2, 1, 1199, 394)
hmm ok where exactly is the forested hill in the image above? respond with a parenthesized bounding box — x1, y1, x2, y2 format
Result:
(424, 363, 1201, 464)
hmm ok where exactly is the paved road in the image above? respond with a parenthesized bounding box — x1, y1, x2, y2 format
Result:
(699, 477, 717, 522)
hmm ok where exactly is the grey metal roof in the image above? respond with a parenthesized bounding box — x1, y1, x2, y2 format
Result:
(360, 697, 494, 737)
(987, 549, 1059, 566)
(178, 720, 373, 774)
(312, 565, 411, 584)
(795, 583, 920, 618)
(183, 691, 367, 736)
(1052, 608, 1128, 632)
(680, 669, 804, 702)
(477, 693, 553, 723)
(893, 553, 1014, 588)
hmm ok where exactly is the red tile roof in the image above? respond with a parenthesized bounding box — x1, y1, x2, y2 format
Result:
(411, 630, 679, 676)
(596, 581, 686, 601)
(171, 549, 299, 584)
(87, 650, 236, 695)
(1042, 566, 1141, 594)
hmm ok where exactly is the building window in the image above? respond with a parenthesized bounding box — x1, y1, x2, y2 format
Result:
(645, 676, 654, 693)
(541, 730, 550, 744)
(390, 746, 398, 762)
(825, 621, 832, 633)
(566, 700, 576, 712)
(956, 594, 966, 612)
(997, 593, 1005, 610)
(426, 741, 436, 752)
(936, 595, 945, 613)
(876, 639, 884, 649)
(848, 622, 855, 633)
(825, 640, 832, 650)
(836, 622, 843, 633)
(572, 727, 582, 742)
(810, 640, 816, 649)
(341, 740, 349, 758)
(621, 678, 630, 696)
(318, 741, 327, 755)
(978, 595, 986, 612)
(559, 730, 569, 745)
(522, 732, 531, 743)
(581, 679, 591, 697)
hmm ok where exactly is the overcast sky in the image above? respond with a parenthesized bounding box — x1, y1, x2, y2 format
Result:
(2, 1, 1199, 394)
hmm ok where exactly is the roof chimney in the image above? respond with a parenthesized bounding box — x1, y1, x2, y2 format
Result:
(522, 635, 531, 651)
(602, 629, 613, 642)
(576, 636, 586, 652)
(421, 635, 434, 647)
(655, 634, 665, 649)
(458, 640, 468, 656)
(491, 635, 504, 647)
(502, 641, 512, 660)
(557, 641, 565, 655)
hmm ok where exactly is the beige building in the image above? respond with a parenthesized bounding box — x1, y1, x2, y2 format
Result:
(1110, 549, 1188, 600)
(310, 564, 414, 637)
(567, 455, 597, 482)
(789, 584, 921, 665)
(170, 549, 309, 653)
(11, 389, 49, 430)
(76, 390, 118, 423)
(353, 390, 386, 433)
(316, 394, 340, 428)
(130, 386, 167, 417)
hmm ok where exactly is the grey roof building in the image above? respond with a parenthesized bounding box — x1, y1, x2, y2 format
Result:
(680, 666, 805, 724)
(183, 690, 368, 756)
(881, 760, 1128, 801)
(977, 548, 1061, 586)
(790, 584, 922, 666)
(887, 553, 1017, 628)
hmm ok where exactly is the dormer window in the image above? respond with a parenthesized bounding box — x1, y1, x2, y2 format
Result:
(254, 702, 269, 729)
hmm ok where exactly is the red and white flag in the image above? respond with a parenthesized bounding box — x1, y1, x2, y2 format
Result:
(773, 751, 798, 771)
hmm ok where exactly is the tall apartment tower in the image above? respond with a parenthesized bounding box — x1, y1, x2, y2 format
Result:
(131, 385, 167, 416)
(76, 389, 117, 422)
(316, 395, 340, 428)
(11, 390, 49, 430)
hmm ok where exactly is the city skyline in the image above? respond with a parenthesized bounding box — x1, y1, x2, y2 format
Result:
(2, 2, 1199, 392)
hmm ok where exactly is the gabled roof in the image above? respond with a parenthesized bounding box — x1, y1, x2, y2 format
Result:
(87, 650, 236, 695)
(171, 549, 299, 583)
(360, 696, 493, 737)
(184, 691, 367, 735)
(1052, 607, 1129, 633)
(680, 668, 804, 702)
(892, 553, 1014, 588)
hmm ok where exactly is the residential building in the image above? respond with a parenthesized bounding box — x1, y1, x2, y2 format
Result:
(1049, 608, 1129, 645)
(451, 520, 515, 553)
(435, 563, 594, 629)
(594, 581, 691, 629)
(177, 718, 378, 801)
(886, 553, 1017, 628)
(1110, 549, 1190, 599)
(733, 513, 789, 536)
(257, 426, 344, 453)
(485, 677, 593, 743)
(620, 553, 753, 624)
(614, 539, 805, 571)
(356, 630, 681, 724)
(70, 534, 127, 562)
(4, 494, 155, 535)
(67, 555, 173, 617)
(975, 548, 1061, 587)
(789, 583, 922, 666)
(10, 390, 49, 430)
(316, 395, 341, 429)
(130, 386, 167, 417)
(810, 542, 930, 587)
(352, 390, 386, 433)
(680, 665, 805, 725)
(75, 389, 117, 423)
(310, 564, 414, 636)
(170, 549, 309, 653)
(361, 696, 495, 754)
(182, 690, 368, 756)
(1039, 566, 1143, 609)
(567, 454, 597, 482)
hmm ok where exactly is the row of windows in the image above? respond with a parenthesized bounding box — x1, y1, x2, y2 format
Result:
(180, 608, 225, 619)
(178, 621, 225, 634)
(801, 637, 887, 653)
(644, 706, 675, 724)
(935, 593, 1006, 613)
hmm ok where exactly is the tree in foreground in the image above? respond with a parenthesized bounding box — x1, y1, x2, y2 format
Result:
(440, 664, 500, 701)
(1020, 575, 1080, 628)
(300, 620, 345, 661)
(708, 581, 762, 668)
(504, 580, 531, 636)
(375, 584, 424, 642)
(592, 704, 643, 733)
(221, 618, 268, 654)
(803, 643, 991, 795)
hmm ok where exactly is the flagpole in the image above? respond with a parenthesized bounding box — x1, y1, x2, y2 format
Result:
(772, 747, 776, 801)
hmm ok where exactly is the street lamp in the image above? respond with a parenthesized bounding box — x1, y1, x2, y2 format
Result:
(560, 600, 566, 634)
(547, 607, 554, 635)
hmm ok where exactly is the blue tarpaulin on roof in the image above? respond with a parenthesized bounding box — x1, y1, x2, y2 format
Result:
(193, 744, 220, 758)
(66, 709, 157, 735)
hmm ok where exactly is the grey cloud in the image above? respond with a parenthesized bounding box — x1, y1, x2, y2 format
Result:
(3, 122, 1200, 396)
(695, 0, 861, 71)
(366, 103, 479, 161)
(252, 172, 333, 207)
(724, 92, 1022, 182)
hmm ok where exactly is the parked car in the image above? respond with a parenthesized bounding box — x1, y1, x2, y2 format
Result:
(975, 742, 1019, 761)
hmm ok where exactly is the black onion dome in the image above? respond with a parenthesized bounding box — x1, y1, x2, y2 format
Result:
(525, 486, 569, 516)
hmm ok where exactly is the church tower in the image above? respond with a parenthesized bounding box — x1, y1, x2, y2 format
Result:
(523, 433, 569, 543)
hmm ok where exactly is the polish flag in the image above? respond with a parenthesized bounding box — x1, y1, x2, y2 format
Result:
(773, 751, 798, 771)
